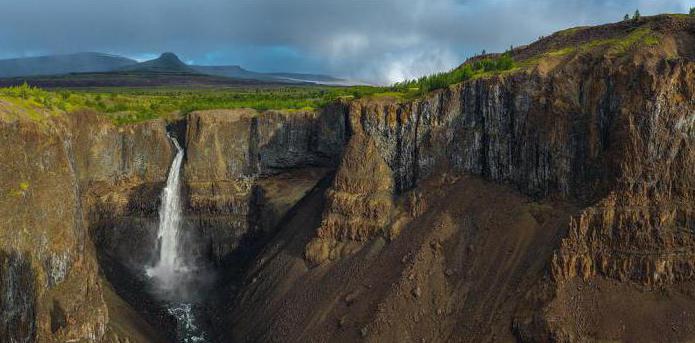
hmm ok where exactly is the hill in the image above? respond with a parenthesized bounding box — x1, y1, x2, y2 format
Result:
(118, 52, 197, 74)
(0, 52, 345, 87)
(0, 53, 294, 88)
(0, 52, 136, 78)
(193, 65, 345, 83)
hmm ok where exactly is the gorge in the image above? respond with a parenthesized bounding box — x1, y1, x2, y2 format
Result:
(0, 13, 694, 343)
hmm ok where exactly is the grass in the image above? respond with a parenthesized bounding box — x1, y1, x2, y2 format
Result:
(0, 24, 664, 125)
(518, 26, 661, 70)
(556, 27, 587, 37)
(576, 27, 660, 55)
(0, 55, 516, 125)
(0, 83, 393, 125)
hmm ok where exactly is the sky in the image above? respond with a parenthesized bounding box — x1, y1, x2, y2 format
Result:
(0, 0, 692, 84)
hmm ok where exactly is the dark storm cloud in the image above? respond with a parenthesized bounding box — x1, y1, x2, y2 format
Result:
(0, 0, 690, 83)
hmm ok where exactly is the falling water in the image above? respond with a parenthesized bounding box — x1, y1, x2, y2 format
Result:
(145, 135, 209, 343)
(146, 134, 187, 286)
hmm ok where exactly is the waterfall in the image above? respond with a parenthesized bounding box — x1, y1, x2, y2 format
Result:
(146, 134, 187, 288)
(146, 134, 210, 343)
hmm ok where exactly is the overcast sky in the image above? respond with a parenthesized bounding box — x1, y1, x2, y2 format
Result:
(0, 0, 691, 84)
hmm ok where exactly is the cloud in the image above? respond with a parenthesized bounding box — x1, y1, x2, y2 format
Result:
(0, 0, 690, 84)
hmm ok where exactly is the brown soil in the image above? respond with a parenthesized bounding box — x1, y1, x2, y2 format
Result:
(101, 277, 169, 343)
(546, 277, 695, 342)
(230, 174, 577, 342)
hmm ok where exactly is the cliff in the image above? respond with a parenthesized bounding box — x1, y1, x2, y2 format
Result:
(0, 101, 347, 341)
(0, 109, 172, 342)
(231, 14, 695, 342)
(1, 13, 694, 343)
(183, 106, 346, 264)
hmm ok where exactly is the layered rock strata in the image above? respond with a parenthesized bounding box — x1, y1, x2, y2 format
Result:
(184, 107, 347, 264)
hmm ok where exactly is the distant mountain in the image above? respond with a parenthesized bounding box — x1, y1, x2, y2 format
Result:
(0, 51, 348, 87)
(192, 65, 280, 81)
(193, 65, 344, 83)
(118, 52, 197, 74)
(0, 52, 137, 78)
(266, 72, 343, 83)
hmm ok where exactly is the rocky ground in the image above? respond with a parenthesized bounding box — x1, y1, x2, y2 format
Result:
(0, 14, 694, 343)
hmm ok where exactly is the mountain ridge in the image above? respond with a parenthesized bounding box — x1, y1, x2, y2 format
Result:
(118, 52, 197, 74)
(0, 51, 345, 85)
(0, 52, 137, 78)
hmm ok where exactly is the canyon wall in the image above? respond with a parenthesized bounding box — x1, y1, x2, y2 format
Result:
(0, 109, 172, 342)
(234, 15, 695, 342)
(0, 103, 347, 341)
(183, 105, 347, 264)
(307, 46, 695, 286)
(1, 14, 694, 343)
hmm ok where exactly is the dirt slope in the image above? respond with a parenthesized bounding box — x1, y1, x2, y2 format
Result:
(230, 174, 576, 342)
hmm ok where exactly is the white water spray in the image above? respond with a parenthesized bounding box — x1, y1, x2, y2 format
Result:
(146, 135, 210, 343)
(146, 134, 188, 287)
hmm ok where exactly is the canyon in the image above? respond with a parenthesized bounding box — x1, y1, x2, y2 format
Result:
(1, 14, 694, 342)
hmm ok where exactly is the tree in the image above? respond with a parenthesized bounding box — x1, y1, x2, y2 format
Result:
(624, 14, 630, 21)
(690, 7, 695, 16)
(633, 9, 640, 20)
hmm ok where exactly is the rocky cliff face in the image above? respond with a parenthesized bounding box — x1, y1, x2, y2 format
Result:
(0, 109, 183, 342)
(305, 132, 394, 265)
(0, 113, 108, 342)
(183, 106, 347, 264)
(1, 13, 694, 343)
(232, 15, 695, 342)
(306, 15, 695, 274)
(82, 114, 174, 271)
(0, 102, 347, 341)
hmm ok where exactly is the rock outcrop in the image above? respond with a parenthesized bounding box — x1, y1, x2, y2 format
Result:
(183, 107, 347, 264)
(0, 113, 109, 342)
(80, 113, 175, 270)
(550, 59, 695, 286)
(305, 131, 394, 265)
(237, 14, 695, 342)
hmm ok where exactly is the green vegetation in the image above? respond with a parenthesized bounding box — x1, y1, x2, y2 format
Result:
(0, 85, 63, 122)
(0, 53, 518, 124)
(0, 18, 667, 126)
(533, 26, 660, 63)
(558, 27, 585, 37)
(633, 9, 641, 20)
(392, 53, 515, 95)
(690, 7, 695, 16)
(0, 83, 392, 125)
(8, 181, 29, 197)
(587, 27, 659, 53)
